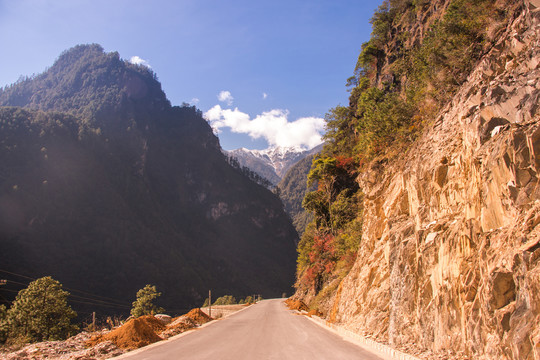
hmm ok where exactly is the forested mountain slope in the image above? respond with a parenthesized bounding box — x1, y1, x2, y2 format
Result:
(277, 154, 317, 235)
(0, 44, 298, 314)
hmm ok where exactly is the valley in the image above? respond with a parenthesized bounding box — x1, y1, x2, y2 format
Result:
(0, 0, 539, 359)
(0, 45, 298, 316)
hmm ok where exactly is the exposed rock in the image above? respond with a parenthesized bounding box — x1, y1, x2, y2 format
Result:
(154, 314, 172, 325)
(327, 2, 540, 359)
(159, 316, 196, 339)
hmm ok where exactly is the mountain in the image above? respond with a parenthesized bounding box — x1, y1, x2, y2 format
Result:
(225, 145, 322, 185)
(0, 44, 298, 315)
(292, 1, 540, 359)
(226, 144, 323, 235)
(277, 154, 318, 235)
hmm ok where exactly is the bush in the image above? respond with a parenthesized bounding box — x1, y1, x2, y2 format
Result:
(130, 284, 165, 317)
(213, 295, 236, 306)
(6, 277, 78, 342)
(238, 296, 254, 304)
(0, 304, 7, 343)
(354, 87, 414, 157)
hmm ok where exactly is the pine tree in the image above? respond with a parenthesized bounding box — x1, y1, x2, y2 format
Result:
(6, 277, 77, 342)
(0, 304, 7, 343)
(130, 284, 164, 317)
(213, 295, 236, 305)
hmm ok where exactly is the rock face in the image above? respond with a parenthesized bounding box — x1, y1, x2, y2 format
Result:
(328, 2, 540, 359)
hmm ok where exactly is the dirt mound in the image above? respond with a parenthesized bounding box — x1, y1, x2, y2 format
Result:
(158, 309, 211, 340)
(285, 298, 309, 312)
(307, 309, 323, 317)
(168, 315, 196, 329)
(160, 316, 196, 339)
(185, 308, 212, 325)
(138, 315, 166, 333)
(87, 317, 163, 350)
(154, 314, 172, 325)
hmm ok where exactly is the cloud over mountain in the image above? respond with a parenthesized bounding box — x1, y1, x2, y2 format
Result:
(129, 56, 151, 68)
(204, 105, 325, 150)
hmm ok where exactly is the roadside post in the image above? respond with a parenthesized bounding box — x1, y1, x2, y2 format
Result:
(208, 290, 212, 318)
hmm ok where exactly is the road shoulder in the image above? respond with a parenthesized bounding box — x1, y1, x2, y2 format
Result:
(304, 314, 420, 360)
(111, 303, 253, 359)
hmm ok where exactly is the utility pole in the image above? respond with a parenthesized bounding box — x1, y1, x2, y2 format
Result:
(92, 312, 96, 332)
(208, 290, 212, 318)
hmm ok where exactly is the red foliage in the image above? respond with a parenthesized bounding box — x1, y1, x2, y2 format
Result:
(302, 234, 338, 289)
(335, 156, 355, 169)
(312, 234, 336, 262)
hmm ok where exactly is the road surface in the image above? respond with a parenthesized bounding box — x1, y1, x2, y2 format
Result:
(116, 299, 385, 360)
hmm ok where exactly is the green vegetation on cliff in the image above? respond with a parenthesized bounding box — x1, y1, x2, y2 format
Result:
(296, 0, 511, 301)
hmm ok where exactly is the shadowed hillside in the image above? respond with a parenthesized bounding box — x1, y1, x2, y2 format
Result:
(0, 44, 298, 315)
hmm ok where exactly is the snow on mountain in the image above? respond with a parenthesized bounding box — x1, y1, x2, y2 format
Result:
(225, 144, 323, 185)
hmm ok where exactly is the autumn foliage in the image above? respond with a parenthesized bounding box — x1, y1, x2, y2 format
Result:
(297, 153, 362, 293)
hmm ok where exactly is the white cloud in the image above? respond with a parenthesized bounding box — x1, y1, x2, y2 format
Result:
(217, 90, 234, 106)
(262, 92, 268, 99)
(129, 56, 151, 68)
(204, 105, 325, 150)
(190, 98, 200, 105)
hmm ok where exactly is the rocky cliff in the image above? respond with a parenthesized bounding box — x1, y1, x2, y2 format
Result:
(326, 1, 540, 359)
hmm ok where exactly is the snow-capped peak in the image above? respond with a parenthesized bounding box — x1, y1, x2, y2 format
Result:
(224, 144, 323, 184)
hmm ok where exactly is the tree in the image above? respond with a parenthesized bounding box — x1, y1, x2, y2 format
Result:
(130, 284, 164, 317)
(213, 295, 236, 306)
(6, 276, 77, 342)
(0, 304, 7, 343)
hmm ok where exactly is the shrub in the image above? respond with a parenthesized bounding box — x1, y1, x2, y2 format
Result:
(6, 277, 78, 342)
(212, 295, 236, 306)
(130, 284, 165, 317)
(0, 304, 7, 343)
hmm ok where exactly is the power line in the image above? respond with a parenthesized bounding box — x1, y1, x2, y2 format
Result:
(0, 269, 131, 307)
(0, 288, 20, 294)
(0, 286, 130, 310)
(2, 279, 130, 308)
(62, 286, 132, 307)
(0, 280, 27, 287)
(0, 269, 192, 314)
(0, 269, 35, 281)
(68, 299, 130, 309)
(1, 278, 130, 307)
(68, 294, 130, 308)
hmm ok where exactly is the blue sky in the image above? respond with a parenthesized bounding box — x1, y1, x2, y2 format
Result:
(0, 0, 382, 150)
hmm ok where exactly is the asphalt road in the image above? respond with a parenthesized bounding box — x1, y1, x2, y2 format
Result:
(116, 299, 385, 360)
